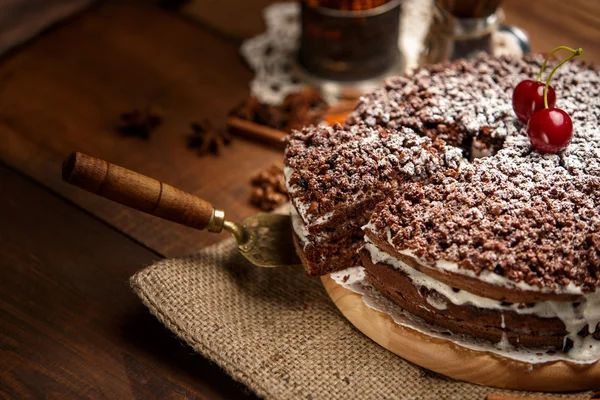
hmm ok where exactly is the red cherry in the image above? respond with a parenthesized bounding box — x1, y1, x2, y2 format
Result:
(512, 80, 557, 123)
(526, 108, 573, 153)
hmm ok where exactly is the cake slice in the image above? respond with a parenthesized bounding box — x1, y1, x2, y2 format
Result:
(285, 123, 463, 275)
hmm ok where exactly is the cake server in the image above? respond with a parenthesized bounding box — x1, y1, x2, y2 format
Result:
(62, 152, 301, 268)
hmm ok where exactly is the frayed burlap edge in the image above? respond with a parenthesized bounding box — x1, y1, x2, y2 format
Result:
(130, 254, 274, 399)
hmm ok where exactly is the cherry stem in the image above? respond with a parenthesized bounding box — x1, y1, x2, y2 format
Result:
(543, 47, 583, 108)
(536, 45, 580, 83)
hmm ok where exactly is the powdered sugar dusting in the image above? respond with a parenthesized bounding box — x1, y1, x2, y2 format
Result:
(284, 123, 463, 227)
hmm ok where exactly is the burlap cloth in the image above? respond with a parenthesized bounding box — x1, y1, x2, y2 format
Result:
(130, 238, 593, 400)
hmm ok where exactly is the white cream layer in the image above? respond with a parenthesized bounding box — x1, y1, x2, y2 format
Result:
(290, 205, 308, 247)
(363, 237, 600, 362)
(332, 266, 599, 364)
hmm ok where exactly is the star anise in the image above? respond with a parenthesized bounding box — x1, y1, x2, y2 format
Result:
(187, 119, 232, 155)
(117, 106, 163, 139)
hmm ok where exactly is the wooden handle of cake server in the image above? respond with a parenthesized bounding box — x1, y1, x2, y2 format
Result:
(62, 152, 224, 232)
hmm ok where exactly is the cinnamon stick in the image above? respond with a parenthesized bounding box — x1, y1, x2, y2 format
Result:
(227, 117, 288, 149)
(326, 99, 357, 115)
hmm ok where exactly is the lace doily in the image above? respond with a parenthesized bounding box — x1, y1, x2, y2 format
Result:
(241, 1, 524, 106)
(240, 3, 304, 106)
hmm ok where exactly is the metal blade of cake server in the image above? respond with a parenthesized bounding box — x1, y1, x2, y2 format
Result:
(238, 213, 302, 267)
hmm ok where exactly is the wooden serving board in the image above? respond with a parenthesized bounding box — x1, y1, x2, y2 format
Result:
(320, 274, 600, 392)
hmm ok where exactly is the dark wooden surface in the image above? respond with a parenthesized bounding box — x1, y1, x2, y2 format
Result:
(1, 0, 599, 399)
(0, 164, 254, 399)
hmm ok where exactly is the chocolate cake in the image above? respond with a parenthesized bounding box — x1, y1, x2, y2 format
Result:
(284, 53, 600, 357)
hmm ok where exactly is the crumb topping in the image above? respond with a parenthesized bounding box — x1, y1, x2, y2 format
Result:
(369, 160, 600, 290)
(285, 123, 463, 222)
(285, 53, 600, 290)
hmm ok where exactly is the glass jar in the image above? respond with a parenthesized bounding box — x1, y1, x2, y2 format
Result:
(298, 0, 402, 82)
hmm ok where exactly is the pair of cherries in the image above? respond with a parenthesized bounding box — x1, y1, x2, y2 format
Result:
(512, 46, 583, 153)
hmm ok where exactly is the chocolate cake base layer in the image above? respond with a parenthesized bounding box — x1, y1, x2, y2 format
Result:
(293, 216, 365, 276)
(291, 196, 386, 276)
(293, 230, 361, 277)
(359, 249, 567, 349)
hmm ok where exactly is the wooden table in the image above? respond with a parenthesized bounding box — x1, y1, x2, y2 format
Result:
(1, 1, 599, 398)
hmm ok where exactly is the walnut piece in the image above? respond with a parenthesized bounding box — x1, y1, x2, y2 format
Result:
(249, 164, 288, 211)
